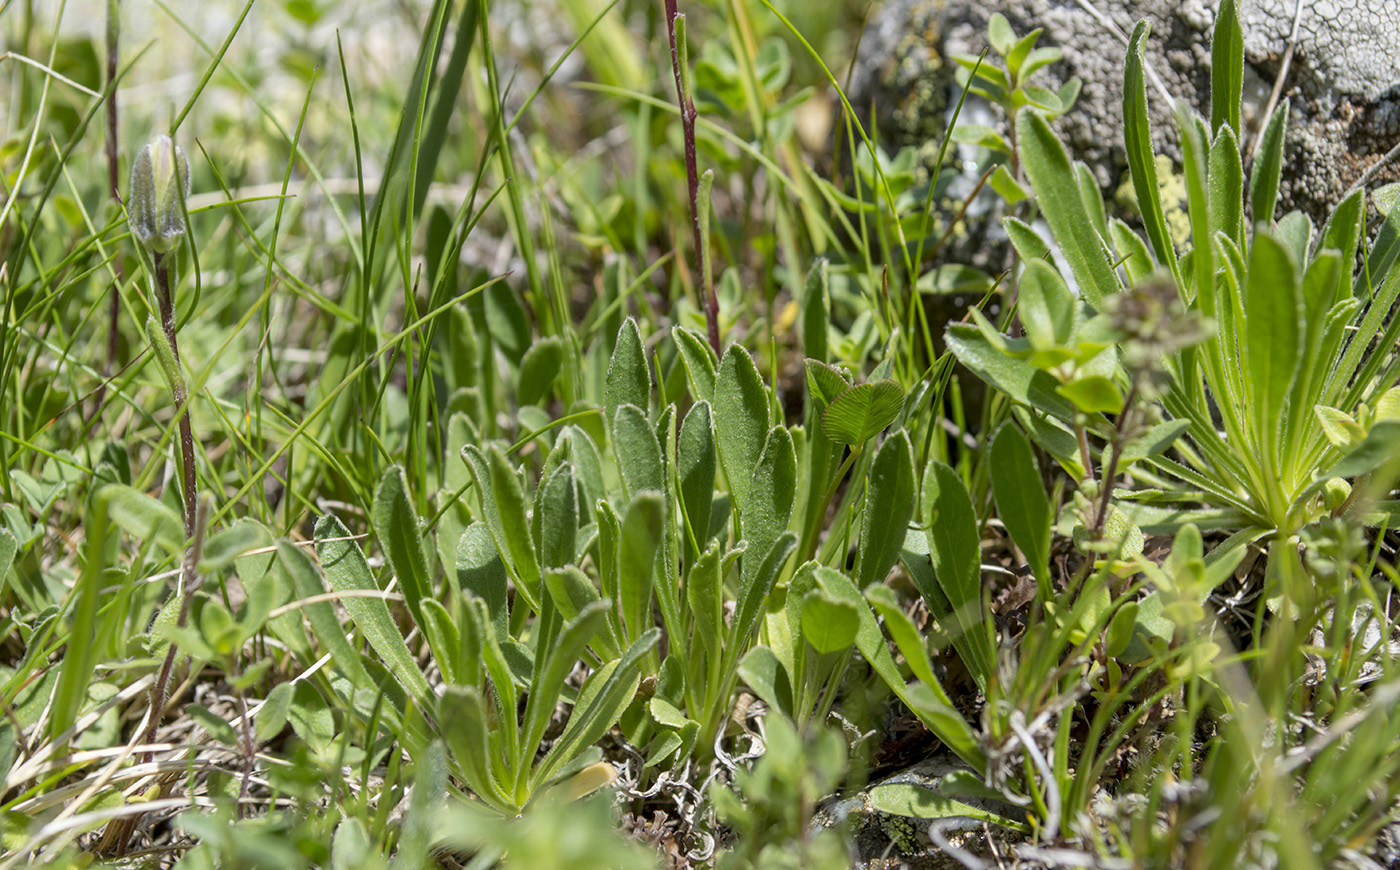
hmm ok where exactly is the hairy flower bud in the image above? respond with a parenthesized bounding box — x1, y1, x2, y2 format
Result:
(128, 134, 190, 255)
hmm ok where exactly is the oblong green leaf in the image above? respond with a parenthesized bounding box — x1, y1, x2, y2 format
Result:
(921, 462, 995, 691)
(98, 483, 183, 553)
(678, 401, 716, 558)
(856, 432, 916, 587)
(604, 318, 650, 429)
(314, 515, 431, 706)
(990, 425, 1051, 591)
(1249, 101, 1288, 225)
(713, 344, 770, 513)
(1018, 107, 1120, 308)
(1210, 0, 1243, 136)
(742, 426, 797, 583)
(1123, 22, 1178, 277)
(613, 404, 664, 500)
(1244, 232, 1302, 453)
(373, 466, 432, 629)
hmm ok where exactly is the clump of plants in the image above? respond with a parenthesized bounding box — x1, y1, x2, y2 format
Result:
(3, 0, 1400, 868)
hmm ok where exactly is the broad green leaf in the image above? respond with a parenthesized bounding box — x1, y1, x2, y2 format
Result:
(1006, 27, 1044, 82)
(0, 528, 15, 592)
(990, 425, 1051, 591)
(1018, 258, 1075, 349)
(818, 564, 983, 768)
(946, 324, 1075, 420)
(522, 601, 610, 758)
(456, 522, 509, 638)
(684, 541, 723, 658)
(1004, 216, 1051, 262)
(822, 380, 904, 445)
(613, 404, 664, 499)
(1178, 106, 1214, 308)
(800, 589, 859, 654)
(1057, 375, 1124, 415)
(277, 540, 374, 690)
(1276, 210, 1313, 265)
(536, 462, 578, 569)
(1244, 233, 1302, 452)
(864, 584, 941, 687)
(921, 462, 995, 690)
(989, 164, 1029, 204)
(672, 326, 717, 401)
(199, 518, 271, 574)
(1076, 162, 1108, 238)
(1208, 125, 1243, 246)
(394, 741, 448, 870)
(373, 466, 432, 630)
(538, 628, 660, 786)
(1325, 420, 1400, 480)
(483, 446, 542, 605)
(256, 682, 293, 743)
(678, 401, 716, 558)
(987, 13, 1015, 55)
(1123, 21, 1179, 278)
(737, 644, 793, 718)
(419, 597, 463, 686)
(315, 515, 432, 707)
(1210, 0, 1243, 136)
(518, 336, 565, 406)
(98, 483, 183, 554)
(742, 427, 797, 584)
(1249, 102, 1288, 225)
(801, 259, 831, 364)
(731, 533, 797, 654)
(1018, 107, 1119, 308)
(618, 491, 664, 643)
(713, 344, 770, 514)
(604, 318, 650, 428)
(856, 432, 916, 587)
(438, 686, 512, 808)
(1317, 189, 1364, 301)
(868, 782, 1027, 831)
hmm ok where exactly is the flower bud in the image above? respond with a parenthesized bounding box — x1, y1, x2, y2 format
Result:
(128, 134, 190, 255)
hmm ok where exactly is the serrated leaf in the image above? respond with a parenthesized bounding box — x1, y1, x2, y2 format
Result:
(804, 359, 854, 411)
(822, 380, 904, 445)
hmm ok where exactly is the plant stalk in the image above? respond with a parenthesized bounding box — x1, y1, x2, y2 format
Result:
(664, 0, 721, 355)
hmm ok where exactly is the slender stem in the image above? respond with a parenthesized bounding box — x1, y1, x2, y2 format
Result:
(139, 255, 199, 769)
(664, 0, 721, 355)
(154, 255, 198, 539)
(95, 0, 124, 426)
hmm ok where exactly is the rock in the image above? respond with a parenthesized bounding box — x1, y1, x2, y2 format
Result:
(849, 0, 1400, 225)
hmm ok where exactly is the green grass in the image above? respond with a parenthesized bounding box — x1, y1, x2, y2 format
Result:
(3, 0, 1400, 868)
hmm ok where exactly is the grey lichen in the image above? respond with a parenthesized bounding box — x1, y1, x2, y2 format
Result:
(851, 0, 1400, 224)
